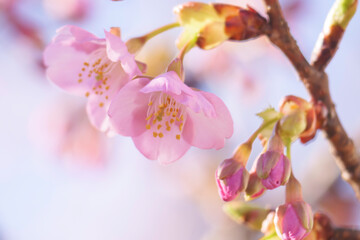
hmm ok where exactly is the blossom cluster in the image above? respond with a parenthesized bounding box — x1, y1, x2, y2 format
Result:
(44, 2, 269, 163)
(43, 2, 321, 240)
(43, 2, 245, 163)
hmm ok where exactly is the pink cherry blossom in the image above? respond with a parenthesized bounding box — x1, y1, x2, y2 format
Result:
(108, 71, 233, 163)
(43, 25, 141, 134)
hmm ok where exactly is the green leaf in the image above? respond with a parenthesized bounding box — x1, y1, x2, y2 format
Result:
(256, 107, 282, 140)
(256, 107, 282, 122)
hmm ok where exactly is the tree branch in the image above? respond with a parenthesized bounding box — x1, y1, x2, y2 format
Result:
(312, 213, 360, 240)
(261, 0, 360, 200)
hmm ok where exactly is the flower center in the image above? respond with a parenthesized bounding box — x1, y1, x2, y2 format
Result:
(145, 93, 186, 140)
(78, 48, 116, 107)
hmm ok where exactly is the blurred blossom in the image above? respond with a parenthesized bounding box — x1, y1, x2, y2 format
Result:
(2, 0, 43, 49)
(190, 48, 234, 78)
(28, 97, 111, 168)
(0, 0, 13, 9)
(43, 0, 90, 21)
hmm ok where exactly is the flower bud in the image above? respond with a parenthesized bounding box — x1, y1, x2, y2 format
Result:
(216, 158, 249, 201)
(256, 133, 291, 190)
(245, 171, 265, 201)
(279, 95, 317, 143)
(257, 151, 291, 190)
(174, 2, 266, 50)
(274, 201, 313, 240)
(311, 0, 357, 70)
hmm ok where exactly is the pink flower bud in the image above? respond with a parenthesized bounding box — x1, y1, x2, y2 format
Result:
(216, 158, 249, 201)
(256, 151, 291, 190)
(274, 201, 313, 240)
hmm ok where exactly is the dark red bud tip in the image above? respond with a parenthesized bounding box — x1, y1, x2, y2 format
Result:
(225, 8, 267, 41)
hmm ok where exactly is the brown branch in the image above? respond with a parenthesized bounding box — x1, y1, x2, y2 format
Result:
(261, 0, 360, 200)
(312, 213, 360, 240)
(310, 25, 344, 71)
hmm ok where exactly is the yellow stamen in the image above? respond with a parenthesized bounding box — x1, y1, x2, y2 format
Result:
(146, 114, 153, 121)
(176, 135, 181, 140)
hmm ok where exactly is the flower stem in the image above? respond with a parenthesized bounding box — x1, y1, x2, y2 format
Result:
(246, 119, 279, 145)
(286, 173, 303, 203)
(145, 22, 180, 41)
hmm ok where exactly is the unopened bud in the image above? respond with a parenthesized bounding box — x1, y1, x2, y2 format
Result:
(245, 171, 265, 201)
(256, 151, 291, 190)
(174, 2, 266, 50)
(256, 133, 291, 190)
(216, 158, 249, 201)
(223, 202, 271, 231)
(324, 0, 357, 30)
(223, 5, 267, 41)
(279, 95, 317, 143)
(311, 0, 357, 70)
(274, 201, 313, 240)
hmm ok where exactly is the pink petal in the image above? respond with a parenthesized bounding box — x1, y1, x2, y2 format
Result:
(54, 25, 103, 53)
(104, 30, 128, 61)
(132, 127, 191, 164)
(104, 30, 140, 76)
(86, 61, 134, 133)
(108, 78, 151, 137)
(182, 91, 233, 149)
(44, 25, 103, 96)
(140, 71, 215, 116)
(140, 71, 183, 95)
(44, 43, 95, 96)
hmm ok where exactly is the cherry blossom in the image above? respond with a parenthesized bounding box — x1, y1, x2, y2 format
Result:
(43, 25, 142, 134)
(108, 71, 233, 163)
